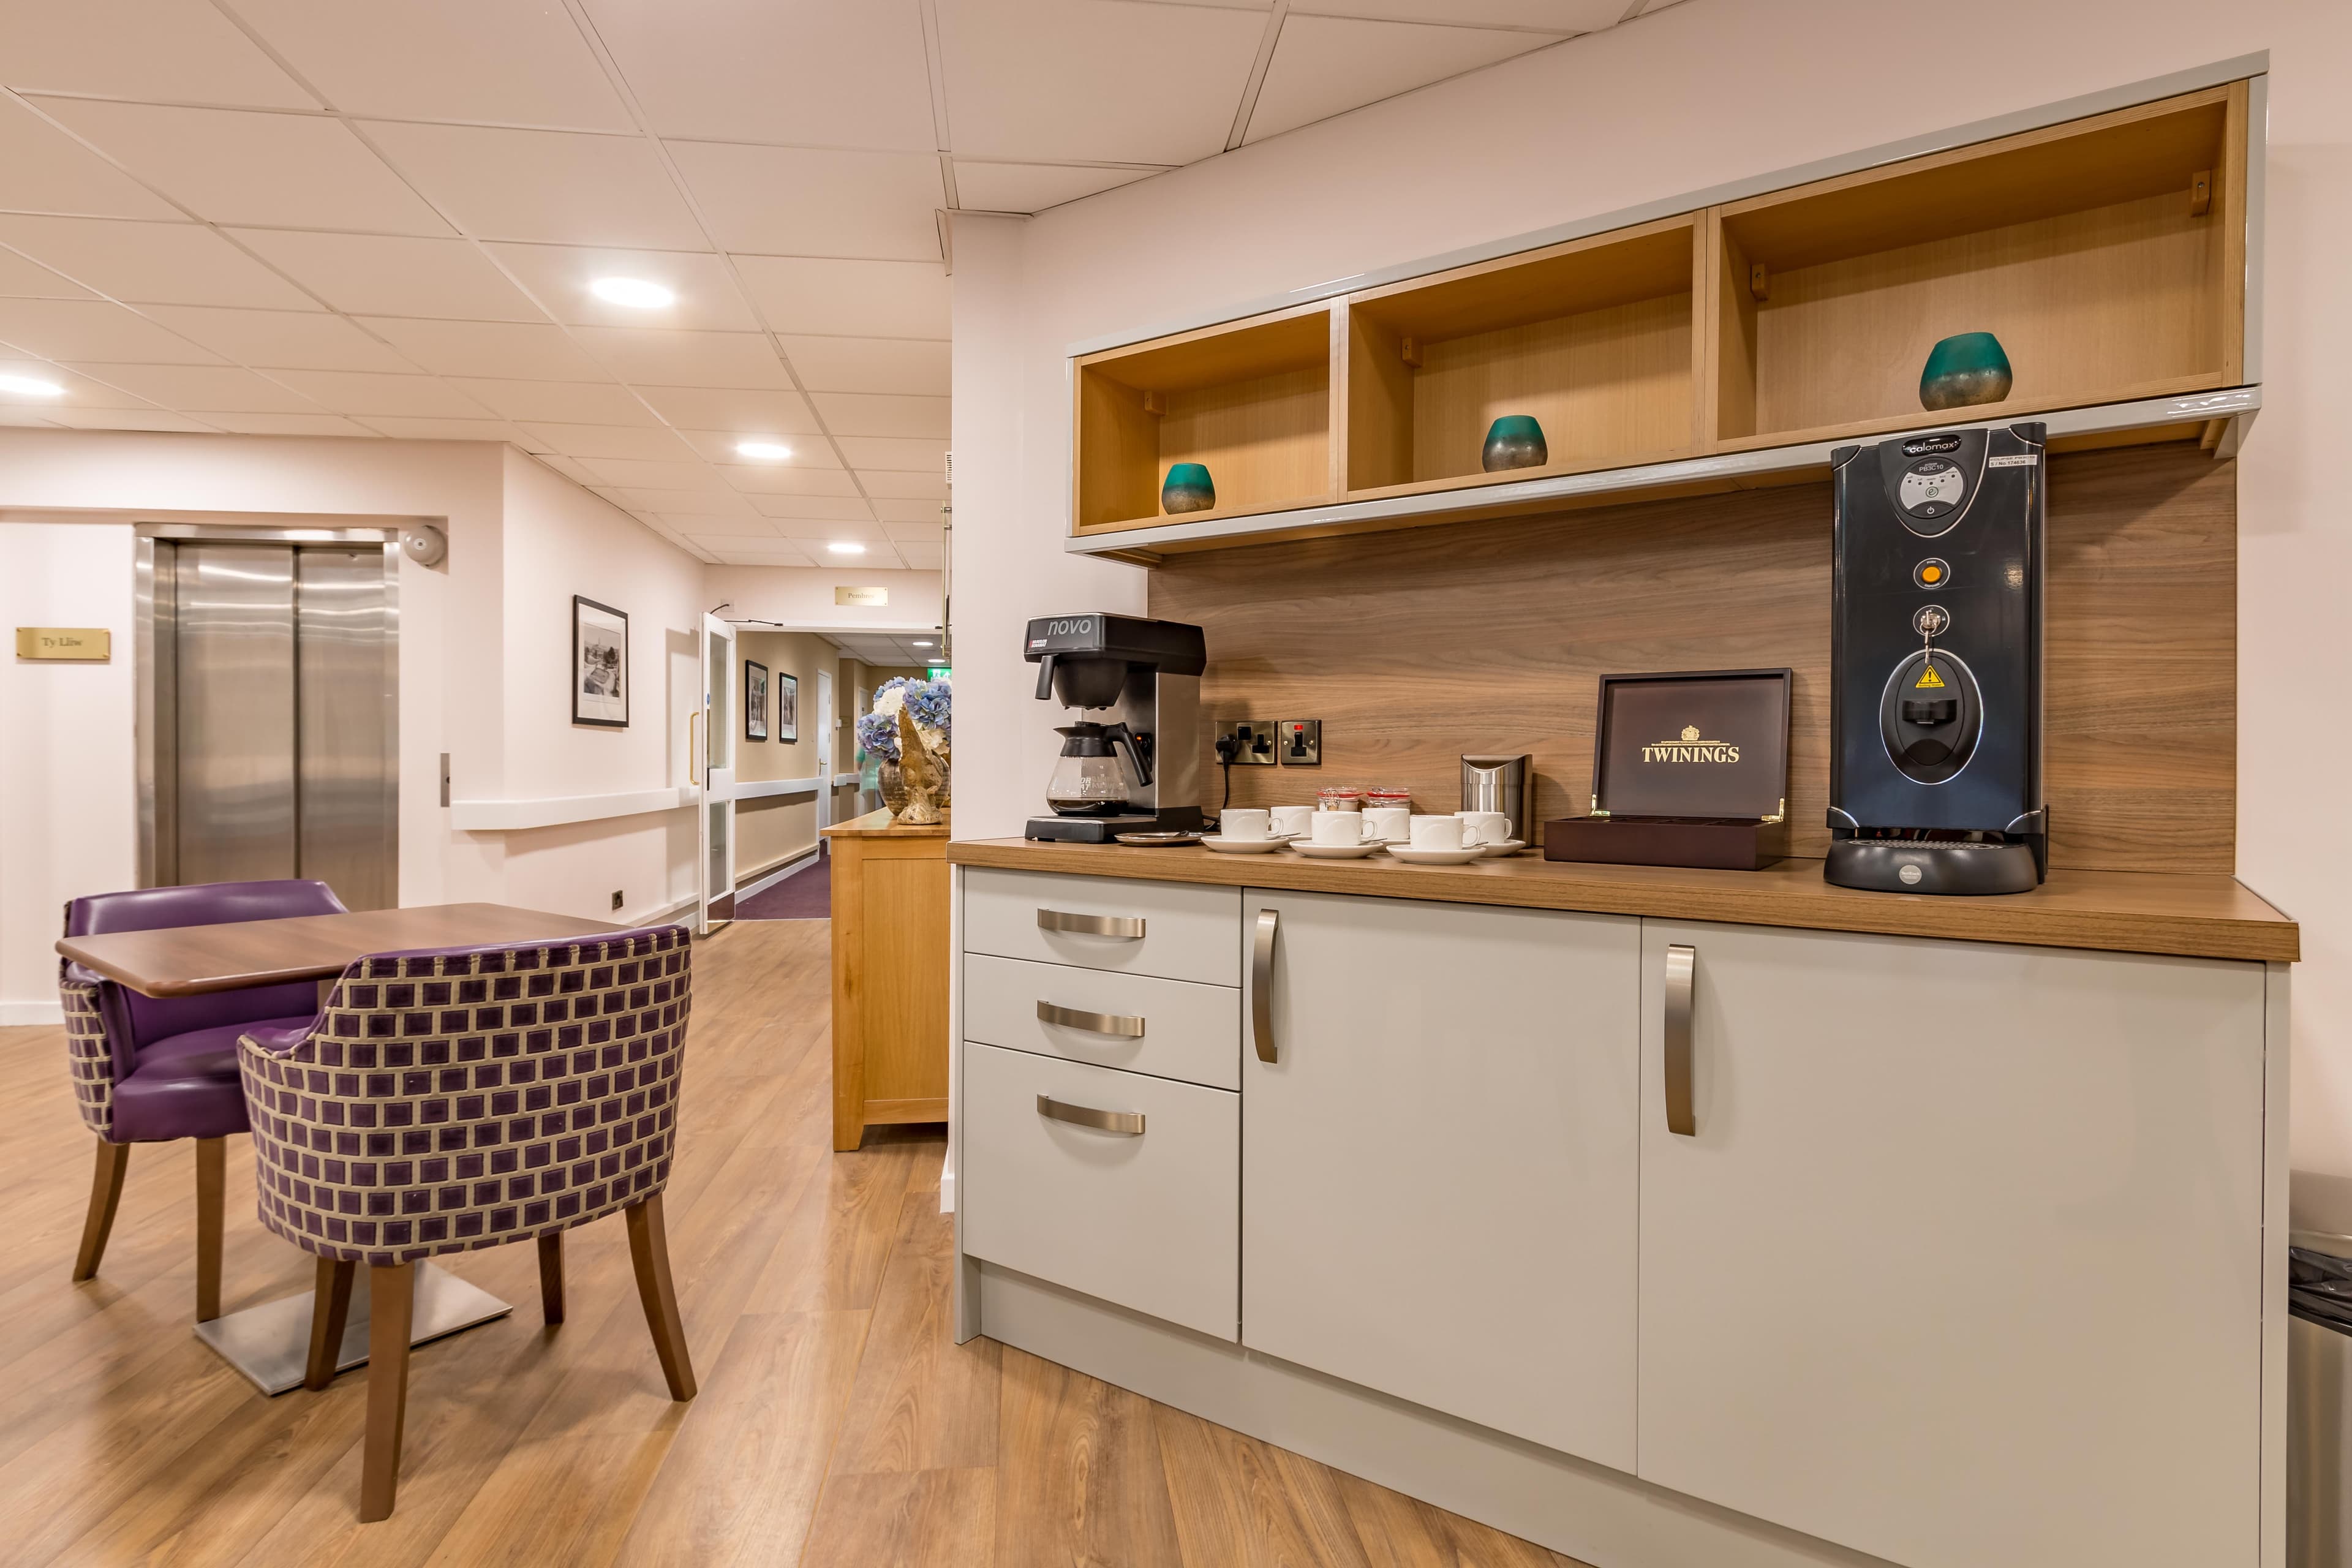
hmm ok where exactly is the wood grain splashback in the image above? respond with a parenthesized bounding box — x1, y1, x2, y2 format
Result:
(1149, 441, 2234, 874)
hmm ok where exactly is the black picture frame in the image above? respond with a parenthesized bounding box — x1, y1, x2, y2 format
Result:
(777, 671, 799, 744)
(744, 659, 770, 741)
(571, 595, 628, 728)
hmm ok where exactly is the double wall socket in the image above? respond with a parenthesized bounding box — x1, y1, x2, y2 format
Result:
(1218, 719, 1278, 765)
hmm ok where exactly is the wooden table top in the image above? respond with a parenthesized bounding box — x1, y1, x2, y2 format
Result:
(946, 839, 2300, 965)
(823, 808, 951, 839)
(56, 902, 629, 998)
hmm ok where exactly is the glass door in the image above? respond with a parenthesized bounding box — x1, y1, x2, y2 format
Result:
(696, 612, 737, 932)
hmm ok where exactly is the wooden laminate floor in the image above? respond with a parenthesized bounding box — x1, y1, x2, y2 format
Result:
(0, 919, 1588, 1567)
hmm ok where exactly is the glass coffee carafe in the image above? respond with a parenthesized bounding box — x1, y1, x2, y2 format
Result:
(1046, 722, 1152, 816)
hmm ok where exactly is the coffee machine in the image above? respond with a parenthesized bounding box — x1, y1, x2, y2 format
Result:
(1024, 612, 1206, 842)
(1826, 423, 2047, 895)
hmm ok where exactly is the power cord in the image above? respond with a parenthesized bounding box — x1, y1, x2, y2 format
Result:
(1212, 734, 1240, 831)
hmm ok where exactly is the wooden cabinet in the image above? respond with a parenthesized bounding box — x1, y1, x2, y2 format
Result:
(1634, 919, 2266, 1568)
(826, 812, 949, 1150)
(1239, 890, 1642, 1468)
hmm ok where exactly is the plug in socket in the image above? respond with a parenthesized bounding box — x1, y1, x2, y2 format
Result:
(1217, 720, 1279, 766)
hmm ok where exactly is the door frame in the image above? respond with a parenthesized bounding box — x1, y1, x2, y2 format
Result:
(696, 610, 739, 933)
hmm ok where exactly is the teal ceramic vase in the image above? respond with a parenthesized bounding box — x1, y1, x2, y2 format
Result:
(1161, 461, 1216, 513)
(1481, 414, 1548, 473)
(1919, 332, 2014, 411)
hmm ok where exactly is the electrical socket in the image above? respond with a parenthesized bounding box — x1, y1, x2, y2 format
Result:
(1216, 719, 1278, 766)
(1279, 719, 1322, 766)
(611, 890, 624, 911)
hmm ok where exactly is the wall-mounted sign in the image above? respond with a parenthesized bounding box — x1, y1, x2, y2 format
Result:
(15, 627, 111, 662)
(836, 586, 888, 606)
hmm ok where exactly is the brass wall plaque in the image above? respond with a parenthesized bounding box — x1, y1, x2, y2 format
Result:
(15, 627, 111, 662)
(835, 586, 888, 606)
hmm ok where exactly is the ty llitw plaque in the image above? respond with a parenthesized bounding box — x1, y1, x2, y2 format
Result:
(15, 627, 111, 662)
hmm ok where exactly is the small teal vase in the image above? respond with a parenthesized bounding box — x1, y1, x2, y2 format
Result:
(1161, 461, 1215, 514)
(1919, 332, 2014, 412)
(1481, 414, 1548, 473)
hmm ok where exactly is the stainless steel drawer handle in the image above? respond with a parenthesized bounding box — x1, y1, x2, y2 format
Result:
(1251, 908, 1279, 1063)
(1036, 1094, 1145, 1136)
(1664, 943, 1696, 1137)
(1036, 1000, 1145, 1038)
(1036, 908, 1145, 939)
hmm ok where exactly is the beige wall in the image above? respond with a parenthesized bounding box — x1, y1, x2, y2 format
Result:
(732, 628, 841, 878)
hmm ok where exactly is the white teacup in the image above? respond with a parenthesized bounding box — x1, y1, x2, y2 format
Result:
(1363, 806, 1411, 843)
(1222, 808, 1272, 841)
(1457, 811, 1512, 846)
(1270, 805, 1314, 838)
(1310, 812, 1366, 846)
(1411, 815, 1481, 851)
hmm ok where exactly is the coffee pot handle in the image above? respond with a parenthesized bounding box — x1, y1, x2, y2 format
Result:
(1101, 723, 1153, 787)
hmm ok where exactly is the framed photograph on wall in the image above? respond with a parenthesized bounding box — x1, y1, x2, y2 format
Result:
(777, 671, 799, 743)
(745, 659, 770, 741)
(571, 595, 628, 728)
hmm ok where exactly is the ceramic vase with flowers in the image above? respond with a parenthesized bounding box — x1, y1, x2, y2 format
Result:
(856, 675, 951, 825)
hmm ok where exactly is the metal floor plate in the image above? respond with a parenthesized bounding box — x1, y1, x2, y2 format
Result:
(194, 1262, 513, 1396)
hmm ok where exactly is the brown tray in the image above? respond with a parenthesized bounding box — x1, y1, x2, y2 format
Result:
(1544, 815, 1791, 872)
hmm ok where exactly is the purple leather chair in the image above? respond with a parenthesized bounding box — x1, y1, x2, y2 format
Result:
(237, 923, 696, 1521)
(59, 879, 348, 1320)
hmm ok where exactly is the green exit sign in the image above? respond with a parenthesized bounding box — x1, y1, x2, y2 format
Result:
(926, 665, 951, 680)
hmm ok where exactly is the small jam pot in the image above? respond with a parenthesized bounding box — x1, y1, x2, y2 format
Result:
(1317, 786, 1364, 812)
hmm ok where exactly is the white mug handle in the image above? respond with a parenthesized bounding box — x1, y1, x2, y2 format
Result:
(1460, 821, 1486, 848)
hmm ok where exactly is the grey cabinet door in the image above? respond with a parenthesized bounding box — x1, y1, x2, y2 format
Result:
(1241, 889, 1640, 1469)
(1637, 919, 2266, 1568)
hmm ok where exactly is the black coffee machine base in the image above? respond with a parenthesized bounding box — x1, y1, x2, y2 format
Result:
(1825, 837, 2041, 895)
(1026, 807, 1204, 843)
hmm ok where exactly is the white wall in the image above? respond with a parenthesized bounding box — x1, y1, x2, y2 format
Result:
(703, 563, 942, 633)
(946, 2, 2352, 1170)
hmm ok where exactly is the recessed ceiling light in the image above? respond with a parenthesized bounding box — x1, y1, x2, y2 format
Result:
(912, 639, 934, 647)
(827, 541, 867, 556)
(590, 276, 674, 309)
(0, 373, 66, 398)
(734, 439, 792, 461)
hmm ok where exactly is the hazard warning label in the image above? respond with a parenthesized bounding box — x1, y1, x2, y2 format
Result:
(1915, 664, 1947, 690)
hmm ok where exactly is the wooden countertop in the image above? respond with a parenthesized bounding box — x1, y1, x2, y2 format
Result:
(946, 840, 2299, 964)
(823, 808, 951, 840)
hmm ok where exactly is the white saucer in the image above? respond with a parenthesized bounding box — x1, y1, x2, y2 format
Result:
(1199, 835, 1289, 854)
(1287, 840, 1385, 859)
(1477, 839, 1529, 857)
(1383, 844, 1488, 865)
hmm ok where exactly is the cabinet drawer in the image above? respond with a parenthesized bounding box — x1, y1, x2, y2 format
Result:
(965, 954, 1239, 1091)
(961, 1041, 1238, 1340)
(965, 867, 1239, 986)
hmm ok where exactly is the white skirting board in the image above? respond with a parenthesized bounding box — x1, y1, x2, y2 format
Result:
(975, 1264, 1896, 1568)
(735, 847, 821, 903)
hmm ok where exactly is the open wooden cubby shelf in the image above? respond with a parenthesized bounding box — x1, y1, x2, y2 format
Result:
(1071, 80, 2252, 548)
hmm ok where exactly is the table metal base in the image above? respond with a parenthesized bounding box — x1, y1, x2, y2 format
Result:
(194, 1262, 513, 1396)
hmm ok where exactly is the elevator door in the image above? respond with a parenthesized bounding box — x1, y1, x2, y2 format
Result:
(158, 541, 396, 910)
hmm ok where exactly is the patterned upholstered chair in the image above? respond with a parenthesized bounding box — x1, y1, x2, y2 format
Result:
(60, 879, 349, 1320)
(236, 923, 698, 1521)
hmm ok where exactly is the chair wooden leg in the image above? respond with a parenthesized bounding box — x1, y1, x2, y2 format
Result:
(624, 1195, 696, 1401)
(194, 1136, 225, 1322)
(304, 1259, 356, 1391)
(72, 1140, 131, 1282)
(359, 1262, 414, 1523)
(536, 1232, 565, 1326)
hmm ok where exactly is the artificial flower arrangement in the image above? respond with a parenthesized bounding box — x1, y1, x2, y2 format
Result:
(855, 676, 950, 761)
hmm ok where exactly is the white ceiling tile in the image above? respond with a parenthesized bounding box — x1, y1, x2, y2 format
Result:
(137, 306, 420, 372)
(480, 244, 756, 330)
(732, 257, 948, 339)
(835, 435, 946, 472)
(897, 543, 944, 569)
(751, 493, 882, 522)
(445, 377, 652, 423)
(611, 487, 755, 516)
(664, 514, 780, 538)
(579, 0, 934, 149)
(704, 541, 818, 566)
(361, 122, 705, 249)
(0, 406, 66, 427)
(775, 335, 948, 396)
(936, 0, 1264, 164)
(858, 470, 948, 500)
(228, 0, 633, 130)
(677, 429, 838, 466)
(884, 519, 946, 543)
(357, 415, 528, 440)
(358, 317, 606, 380)
(0, 0, 317, 107)
(780, 519, 888, 542)
(631, 385, 818, 433)
(518, 422, 695, 461)
(0, 217, 318, 308)
(870, 497, 947, 524)
(227, 230, 545, 320)
(56, 360, 325, 412)
(0, 356, 165, 409)
(268, 369, 493, 417)
(952, 160, 1158, 214)
(0, 298, 223, 363)
(0, 245, 95, 298)
(810, 392, 948, 439)
(567, 327, 789, 389)
(34, 101, 452, 235)
(0, 96, 183, 221)
(37, 405, 219, 431)
(205, 411, 379, 436)
(579, 456, 726, 491)
(670, 143, 943, 261)
(720, 465, 861, 497)
(532, 452, 596, 484)
(1293, 0, 1623, 26)
(1246, 14, 1558, 143)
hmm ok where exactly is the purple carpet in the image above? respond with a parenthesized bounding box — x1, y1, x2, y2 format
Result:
(736, 852, 831, 920)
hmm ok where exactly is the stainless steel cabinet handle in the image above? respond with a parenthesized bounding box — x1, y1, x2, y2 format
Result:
(1663, 943, 1696, 1137)
(1036, 1000, 1145, 1038)
(1251, 908, 1279, 1063)
(1036, 908, 1144, 939)
(1036, 1094, 1145, 1136)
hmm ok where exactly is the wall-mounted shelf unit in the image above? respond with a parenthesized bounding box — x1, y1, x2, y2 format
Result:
(1067, 77, 2258, 561)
